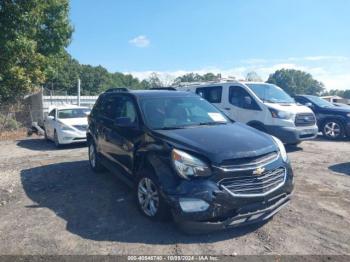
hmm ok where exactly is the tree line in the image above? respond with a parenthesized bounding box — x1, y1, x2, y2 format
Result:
(1, 0, 349, 104)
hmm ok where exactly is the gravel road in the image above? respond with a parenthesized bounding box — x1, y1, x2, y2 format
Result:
(0, 137, 349, 255)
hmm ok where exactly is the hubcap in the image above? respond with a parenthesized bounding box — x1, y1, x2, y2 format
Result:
(324, 122, 341, 138)
(137, 178, 159, 217)
(89, 144, 96, 168)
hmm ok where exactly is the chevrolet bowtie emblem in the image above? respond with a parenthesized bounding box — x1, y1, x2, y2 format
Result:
(253, 167, 265, 176)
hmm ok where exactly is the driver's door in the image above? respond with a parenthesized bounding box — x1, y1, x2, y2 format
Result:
(224, 85, 261, 123)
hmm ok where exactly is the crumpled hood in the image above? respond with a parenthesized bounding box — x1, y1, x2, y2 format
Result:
(265, 102, 314, 114)
(58, 117, 88, 126)
(153, 122, 277, 165)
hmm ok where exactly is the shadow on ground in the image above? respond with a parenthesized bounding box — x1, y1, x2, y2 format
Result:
(17, 138, 86, 151)
(20, 160, 264, 244)
(329, 162, 350, 176)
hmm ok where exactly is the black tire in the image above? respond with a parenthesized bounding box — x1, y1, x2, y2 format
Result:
(322, 119, 345, 140)
(88, 140, 105, 173)
(53, 130, 61, 148)
(136, 171, 170, 221)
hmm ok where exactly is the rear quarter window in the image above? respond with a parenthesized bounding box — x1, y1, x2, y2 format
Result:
(195, 86, 222, 103)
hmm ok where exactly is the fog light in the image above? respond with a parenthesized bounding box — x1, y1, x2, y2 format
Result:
(179, 198, 209, 212)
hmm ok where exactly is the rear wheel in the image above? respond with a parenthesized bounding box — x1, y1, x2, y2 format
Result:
(136, 172, 170, 221)
(88, 140, 105, 173)
(322, 120, 345, 140)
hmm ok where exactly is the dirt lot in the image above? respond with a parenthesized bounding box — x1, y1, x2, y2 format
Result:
(0, 136, 349, 255)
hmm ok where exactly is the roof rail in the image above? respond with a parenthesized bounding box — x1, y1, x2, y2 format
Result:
(105, 88, 129, 93)
(149, 87, 177, 91)
(174, 77, 238, 87)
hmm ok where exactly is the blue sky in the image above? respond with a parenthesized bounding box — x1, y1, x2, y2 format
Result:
(68, 0, 350, 90)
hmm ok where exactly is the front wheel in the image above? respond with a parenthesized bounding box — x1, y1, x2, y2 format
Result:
(136, 173, 170, 221)
(322, 120, 345, 140)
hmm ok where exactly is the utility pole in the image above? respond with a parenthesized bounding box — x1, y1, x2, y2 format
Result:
(77, 78, 81, 106)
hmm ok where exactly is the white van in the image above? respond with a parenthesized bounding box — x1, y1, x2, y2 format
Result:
(177, 80, 318, 145)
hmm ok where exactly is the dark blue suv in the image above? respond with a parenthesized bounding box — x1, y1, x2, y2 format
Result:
(294, 95, 350, 140)
(87, 88, 294, 233)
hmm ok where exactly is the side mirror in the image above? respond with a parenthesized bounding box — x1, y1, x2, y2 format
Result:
(115, 117, 137, 128)
(305, 102, 314, 108)
(244, 96, 252, 105)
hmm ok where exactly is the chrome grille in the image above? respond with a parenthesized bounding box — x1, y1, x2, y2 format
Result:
(218, 151, 279, 172)
(219, 167, 286, 197)
(295, 113, 316, 126)
(73, 125, 87, 131)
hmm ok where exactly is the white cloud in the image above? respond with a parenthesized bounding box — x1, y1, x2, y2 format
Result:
(125, 56, 350, 90)
(129, 35, 150, 48)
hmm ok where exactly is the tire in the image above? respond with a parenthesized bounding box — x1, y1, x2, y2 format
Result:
(53, 130, 61, 148)
(322, 120, 345, 140)
(88, 140, 105, 173)
(136, 171, 170, 221)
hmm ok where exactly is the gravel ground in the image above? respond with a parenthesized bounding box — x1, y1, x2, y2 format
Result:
(0, 137, 349, 255)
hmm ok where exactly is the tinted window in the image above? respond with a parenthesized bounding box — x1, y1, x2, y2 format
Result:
(101, 95, 137, 122)
(196, 86, 222, 103)
(57, 108, 91, 119)
(140, 96, 229, 129)
(295, 97, 308, 105)
(229, 86, 260, 110)
(304, 96, 335, 108)
(48, 109, 56, 117)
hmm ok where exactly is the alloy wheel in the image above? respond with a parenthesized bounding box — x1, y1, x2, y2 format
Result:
(324, 122, 341, 138)
(137, 177, 159, 217)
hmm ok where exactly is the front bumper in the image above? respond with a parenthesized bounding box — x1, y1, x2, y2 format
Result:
(174, 193, 291, 233)
(57, 130, 87, 144)
(164, 163, 294, 233)
(265, 125, 318, 144)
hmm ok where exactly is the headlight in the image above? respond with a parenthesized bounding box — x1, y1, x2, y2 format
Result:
(347, 113, 350, 118)
(271, 136, 288, 162)
(58, 122, 75, 131)
(268, 107, 293, 120)
(171, 149, 211, 179)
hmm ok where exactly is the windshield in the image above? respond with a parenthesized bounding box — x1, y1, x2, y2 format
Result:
(140, 96, 230, 130)
(306, 96, 335, 108)
(57, 108, 91, 119)
(246, 83, 295, 104)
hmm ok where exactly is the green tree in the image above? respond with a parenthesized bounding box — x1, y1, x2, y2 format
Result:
(0, 0, 73, 104)
(267, 69, 324, 96)
(246, 71, 263, 82)
(174, 72, 220, 84)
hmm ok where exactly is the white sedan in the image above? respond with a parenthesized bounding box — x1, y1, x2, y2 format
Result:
(44, 105, 91, 147)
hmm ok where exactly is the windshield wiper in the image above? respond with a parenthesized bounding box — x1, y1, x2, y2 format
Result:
(198, 121, 227, 126)
(155, 126, 186, 130)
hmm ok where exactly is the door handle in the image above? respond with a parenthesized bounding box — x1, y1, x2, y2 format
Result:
(224, 107, 231, 110)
